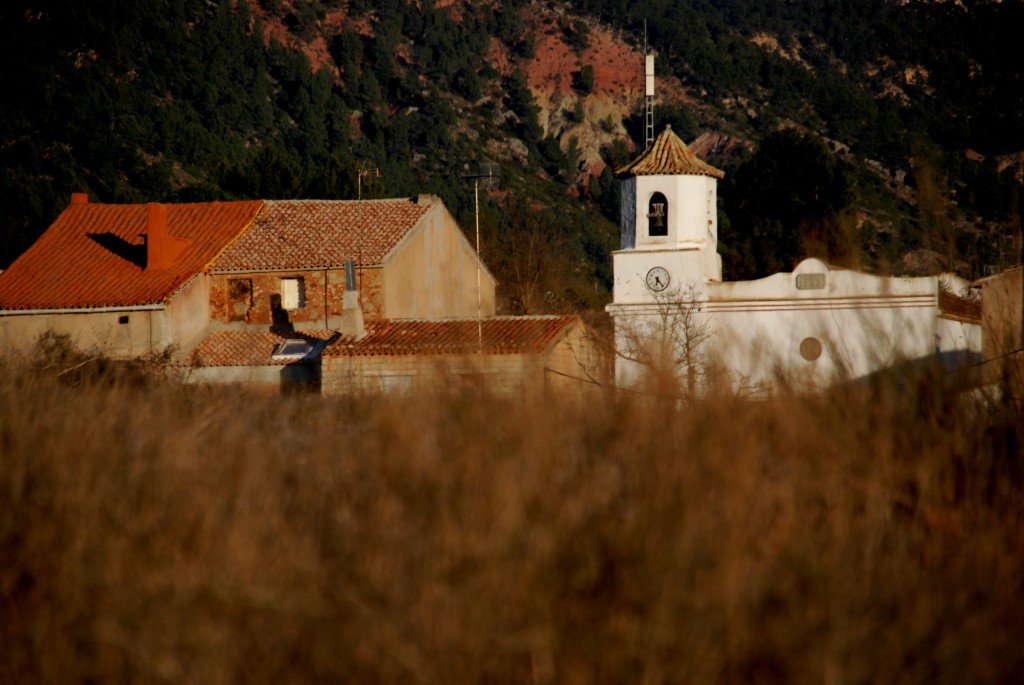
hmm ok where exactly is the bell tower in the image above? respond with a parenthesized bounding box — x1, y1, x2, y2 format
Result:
(610, 125, 725, 306)
(606, 125, 725, 387)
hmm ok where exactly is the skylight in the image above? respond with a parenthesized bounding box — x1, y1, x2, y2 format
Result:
(271, 338, 320, 361)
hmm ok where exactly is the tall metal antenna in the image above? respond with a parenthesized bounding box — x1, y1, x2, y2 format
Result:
(644, 20, 655, 149)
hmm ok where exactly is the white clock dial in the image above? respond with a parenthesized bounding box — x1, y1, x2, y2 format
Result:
(646, 266, 670, 292)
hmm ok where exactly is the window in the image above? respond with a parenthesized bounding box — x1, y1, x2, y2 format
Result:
(280, 277, 305, 310)
(647, 192, 668, 236)
(380, 375, 414, 395)
(228, 278, 253, 321)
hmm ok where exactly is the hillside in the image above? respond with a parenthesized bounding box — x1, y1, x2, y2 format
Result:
(1, 0, 1021, 311)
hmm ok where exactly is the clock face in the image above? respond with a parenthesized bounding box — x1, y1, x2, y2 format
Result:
(646, 266, 670, 292)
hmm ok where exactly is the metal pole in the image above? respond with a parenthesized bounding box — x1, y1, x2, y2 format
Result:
(475, 178, 482, 353)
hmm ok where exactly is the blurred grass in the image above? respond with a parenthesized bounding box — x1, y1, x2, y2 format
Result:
(1, 341, 1022, 684)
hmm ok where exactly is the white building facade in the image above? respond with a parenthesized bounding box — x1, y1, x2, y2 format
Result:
(607, 127, 981, 395)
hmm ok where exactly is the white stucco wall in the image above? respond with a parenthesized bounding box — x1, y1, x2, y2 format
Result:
(630, 175, 718, 249)
(619, 174, 720, 288)
(609, 258, 952, 394)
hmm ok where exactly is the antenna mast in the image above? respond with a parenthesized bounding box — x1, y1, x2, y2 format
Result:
(644, 20, 655, 149)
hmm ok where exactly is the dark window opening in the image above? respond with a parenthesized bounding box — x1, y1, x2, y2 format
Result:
(118, 315, 129, 325)
(647, 192, 668, 236)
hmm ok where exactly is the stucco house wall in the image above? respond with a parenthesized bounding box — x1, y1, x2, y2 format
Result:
(322, 354, 538, 396)
(542, 326, 604, 398)
(166, 273, 211, 350)
(383, 202, 496, 319)
(320, 316, 597, 398)
(0, 307, 166, 358)
(982, 266, 1023, 390)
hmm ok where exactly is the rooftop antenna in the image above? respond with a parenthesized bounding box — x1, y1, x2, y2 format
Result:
(357, 161, 380, 201)
(644, 20, 655, 149)
(461, 163, 501, 353)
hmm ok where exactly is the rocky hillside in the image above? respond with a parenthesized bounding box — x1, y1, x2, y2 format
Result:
(1, 0, 1020, 302)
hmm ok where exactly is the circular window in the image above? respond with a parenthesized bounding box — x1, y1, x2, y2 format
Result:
(799, 337, 823, 362)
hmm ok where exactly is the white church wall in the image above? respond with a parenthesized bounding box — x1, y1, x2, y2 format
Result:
(937, 317, 982, 357)
(608, 128, 979, 396)
(619, 179, 636, 250)
(705, 261, 940, 392)
(633, 175, 716, 249)
(610, 249, 707, 305)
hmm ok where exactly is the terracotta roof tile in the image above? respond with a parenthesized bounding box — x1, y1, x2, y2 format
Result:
(939, 288, 982, 323)
(324, 316, 581, 357)
(210, 198, 432, 271)
(186, 328, 338, 367)
(616, 126, 725, 179)
(0, 199, 264, 310)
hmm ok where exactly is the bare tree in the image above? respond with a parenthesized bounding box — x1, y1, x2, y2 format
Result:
(613, 282, 713, 397)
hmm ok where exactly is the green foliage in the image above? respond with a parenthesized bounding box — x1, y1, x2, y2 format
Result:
(0, 0, 1019, 293)
(572, 65, 595, 95)
(721, 129, 855, 279)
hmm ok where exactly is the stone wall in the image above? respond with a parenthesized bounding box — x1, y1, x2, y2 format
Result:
(208, 267, 384, 329)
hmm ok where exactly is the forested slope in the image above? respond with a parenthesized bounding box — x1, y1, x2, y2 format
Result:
(1, 0, 1021, 312)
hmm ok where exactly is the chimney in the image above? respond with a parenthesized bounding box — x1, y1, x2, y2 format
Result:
(340, 259, 366, 339)
(70, 193, 89, 205)
(143, 202, 187, 270)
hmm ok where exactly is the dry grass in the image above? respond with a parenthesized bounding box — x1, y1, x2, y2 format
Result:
(1, 347, 1023, 684)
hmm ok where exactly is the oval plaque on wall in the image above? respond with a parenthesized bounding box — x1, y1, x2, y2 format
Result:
(799, 337, 823, 361)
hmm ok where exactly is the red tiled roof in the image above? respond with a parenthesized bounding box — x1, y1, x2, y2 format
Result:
(186, 328, 338, 367)
(616, 125, 725, 179)
(324, 316, 581, 357)
(0, 199, 264, 310)
(210, 198, 433, 271)
(939, 288, 982, 323)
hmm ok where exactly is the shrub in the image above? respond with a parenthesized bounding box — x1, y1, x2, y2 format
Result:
(1, 355, 1022, 683)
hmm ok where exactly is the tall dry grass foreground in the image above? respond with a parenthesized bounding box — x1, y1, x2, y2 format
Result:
(1, 355, 1023, 684)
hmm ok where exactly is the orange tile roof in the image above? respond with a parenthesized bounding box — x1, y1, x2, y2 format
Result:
(324, 316, 581, 357)
(0, 199, 264, 310)
(616, 125, 725, 179)
(939, 288, 982, 323)
(210, 198, 433, 272)
(186, 328, 338, 367)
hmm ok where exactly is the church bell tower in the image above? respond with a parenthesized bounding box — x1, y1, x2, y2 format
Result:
(606, 125, 725, 387)
(610, 125, 725, 306)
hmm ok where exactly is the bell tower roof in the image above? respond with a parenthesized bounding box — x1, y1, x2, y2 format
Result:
(616, 125, 725, 180)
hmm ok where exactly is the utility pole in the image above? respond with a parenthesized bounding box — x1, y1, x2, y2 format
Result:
(461, 164, 501, 354)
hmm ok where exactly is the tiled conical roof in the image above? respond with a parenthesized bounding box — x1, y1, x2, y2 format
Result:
(616, 125, 725, 179)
